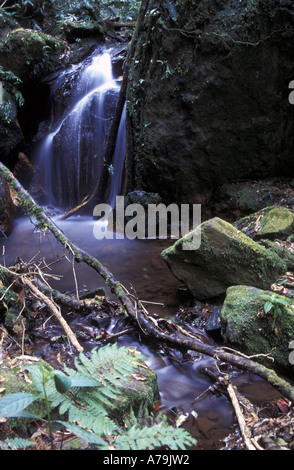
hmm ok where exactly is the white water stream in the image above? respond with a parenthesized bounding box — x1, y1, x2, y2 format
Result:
(35, 50, 126, 209)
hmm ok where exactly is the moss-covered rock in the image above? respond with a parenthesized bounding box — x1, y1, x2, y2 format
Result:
(61, 20, 104, 43)
(161, 217, 287, 300)
(106, 365, 158, 417)
(221, 285, 294, 371)
(235, 206, 294, 241)
(0, 28, 67, 83)
(259, 239, 294, 271)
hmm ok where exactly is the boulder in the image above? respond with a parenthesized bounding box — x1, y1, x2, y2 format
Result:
(0, 28, 66, 83)
(127, 0, 293, 205)
(161, 217, 287, 300)
(221, 285, 294, 371)
(234, 206, 294, 241)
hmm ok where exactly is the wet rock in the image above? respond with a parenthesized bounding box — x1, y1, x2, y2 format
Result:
(234, 206, 294, 241)
(205, 308, 222, 334)
(221, 285, 294, 371)
(13, 152, 35, 188)
(161, 217, 287, 300)
(112, 190, 162, 235)
(61, 20, 104, 43)
(128, 0, 294, 204)
(0, 28, 67, 83)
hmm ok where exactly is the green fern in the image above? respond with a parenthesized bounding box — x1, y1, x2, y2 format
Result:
(114, 411, 195, 451)
(0, 437, 36, 450)
(0, 344, 196, 450)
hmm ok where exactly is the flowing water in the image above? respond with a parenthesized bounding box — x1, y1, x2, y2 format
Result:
(35, 49, 125, 209)
(2, 48, 282, 449)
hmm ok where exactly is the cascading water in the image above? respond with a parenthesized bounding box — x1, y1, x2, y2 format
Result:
(36, 49, 126, 210)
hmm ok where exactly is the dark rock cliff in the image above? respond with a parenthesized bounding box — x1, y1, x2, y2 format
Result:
(127, 0, 294, 205)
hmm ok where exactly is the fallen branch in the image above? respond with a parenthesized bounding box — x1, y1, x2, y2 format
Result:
(1, 161, 294, 404)
(227, 382, 256, 451)
(23, 276, 83, 353)
(0, 262, 83, 352)
(35, 278, 104, 312)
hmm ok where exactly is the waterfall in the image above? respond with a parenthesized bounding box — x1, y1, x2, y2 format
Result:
(36, 49, 126, 210)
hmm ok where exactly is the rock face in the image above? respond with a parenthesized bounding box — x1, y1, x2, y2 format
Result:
(161, 217, 287, 300)
(127, 0, 294, 204)
(221, 285, 294, 371)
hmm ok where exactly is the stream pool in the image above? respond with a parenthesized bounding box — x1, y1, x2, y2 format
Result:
(1, 212, 282, 450)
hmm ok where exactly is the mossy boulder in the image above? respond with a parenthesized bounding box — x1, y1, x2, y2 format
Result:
(61, 20, 104, 43)
(0, 28, 67, 82)
(161, 217, 287, 300)
(221, 285, 294, 371)
(259, 239, 294, 271)
(235, 206, 294, 241)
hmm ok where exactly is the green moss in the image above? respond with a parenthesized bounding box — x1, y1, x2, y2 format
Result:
(0, 359, 48, 432)
(235, 206, 294, 241)
(0, 28, 66, 81)
(162, 217, 287, 299)
(106, 365, 158, 418)
(260, 239, 294, 270)
(221, 285, 294, 370)
(258, 206, 294, 239)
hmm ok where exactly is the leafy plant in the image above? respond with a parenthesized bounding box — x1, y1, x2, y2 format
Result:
(260, 292, 293, 328)
(0, 344, 196, 450)
(0, 66, 24, 124)
(0, 437, 37, 450)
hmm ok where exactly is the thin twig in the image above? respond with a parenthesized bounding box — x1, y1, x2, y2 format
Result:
(71, 256, 79, 301)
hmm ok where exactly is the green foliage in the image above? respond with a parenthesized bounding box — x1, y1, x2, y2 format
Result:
(0, 66, 24, 124)
(49, 0, 141, 23)
(260, 292, 294, 328)
(0, 0, 45, 24)
(0, 344, 196, 450)
(0, 437, 37, 450)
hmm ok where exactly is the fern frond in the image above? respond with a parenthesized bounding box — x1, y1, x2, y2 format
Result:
(113, 419, 196, 451)
(0, 437, 36, 450)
